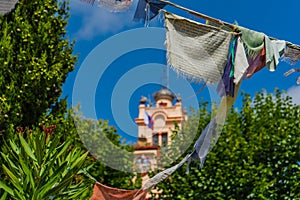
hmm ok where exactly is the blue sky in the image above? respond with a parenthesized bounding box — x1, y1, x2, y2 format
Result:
(63, 0, 300, 143)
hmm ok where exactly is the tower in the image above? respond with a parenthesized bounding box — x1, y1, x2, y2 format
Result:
(134, 88, 187, 173)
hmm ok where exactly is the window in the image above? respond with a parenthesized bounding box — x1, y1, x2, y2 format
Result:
(155, 115, 165, 128)
(162, 132, 168, 146)
(152, 134, 158, 146)
(135, 155, 151, 173)
(159, 102, 167, 107)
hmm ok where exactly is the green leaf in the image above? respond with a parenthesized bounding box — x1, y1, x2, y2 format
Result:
(9, 140, 20, 155)
(39, 141, 71, 179)
(19, 133, 37, 161)
(1, 152, 18, 171)
(43, 175, 75, 198)
(0, 180, 14, 195)
(19, 156, 35, 189)
(13, 190, 27, 200)
(35, 132, 43, 165)
(46, 134, 60, 156)
(70, 151, 89, 170)
(55, 140, 72, 159)
(0, 191, 8, 200)
(38, 162, 68, 197)
(2, 164, 23, 192)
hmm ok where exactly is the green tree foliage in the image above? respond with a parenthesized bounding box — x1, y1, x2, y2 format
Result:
(154, 89, 300, 199)
(0, 0, 141, 198)
(0, 0, 76, 133)
(0, 105, 141, 199)
(71, 110, 142, 190)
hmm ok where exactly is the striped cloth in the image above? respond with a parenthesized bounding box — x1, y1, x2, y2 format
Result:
(283, 45, 300, 65)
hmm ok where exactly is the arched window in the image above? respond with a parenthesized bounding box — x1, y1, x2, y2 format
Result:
(154, 114, 165, 128)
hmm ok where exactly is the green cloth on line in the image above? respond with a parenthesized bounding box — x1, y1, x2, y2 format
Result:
(238, 26, 265, 59)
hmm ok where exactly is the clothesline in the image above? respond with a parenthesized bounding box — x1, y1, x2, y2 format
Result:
(157, 0, 300, 51)
(79, 0, 300, 51)
(158, 0, 235, 29)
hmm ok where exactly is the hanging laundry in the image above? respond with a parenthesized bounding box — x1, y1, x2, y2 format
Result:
(218, 35, 248, 95)
(142, 81, 242, 190)
(246, 47, 266, 78)
(283, 45, 300, 65)
(265, 37, 286, 71)
(284, 68, 300, 85)
(192, 81, 242, 168)
(141, 5, 299, 194)
(0, 0, 18, 15)
(98, 0, 132, 12)
(164, 11, 233, 84)
(238, 26, 265, 59)
(142, 154, 191, 191)
(216, 81, 242, 126)
(193, 82, 242, 167)
(133, 0, 166, 22)
(234, 36, 249, 84)
(81, 0, 132, 12)
(191, 117, 218, 168)
(90, 182, 147, 200)
(218, 36, 238, 97)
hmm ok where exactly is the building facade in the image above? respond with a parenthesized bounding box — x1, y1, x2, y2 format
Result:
(134, 88, 187, 173)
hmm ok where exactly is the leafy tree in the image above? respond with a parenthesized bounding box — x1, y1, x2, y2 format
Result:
(0, 0, 141, 198)
(0, 0, 76, 134)
(0, 0, 91, 198)
(153, 89, 300, 199)
(0, 104, 142, 199)
(71, 110, 142, 190)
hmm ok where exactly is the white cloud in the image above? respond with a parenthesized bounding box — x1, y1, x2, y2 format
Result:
(287, 85, 300, 105)
(69, 0, 138, 40)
